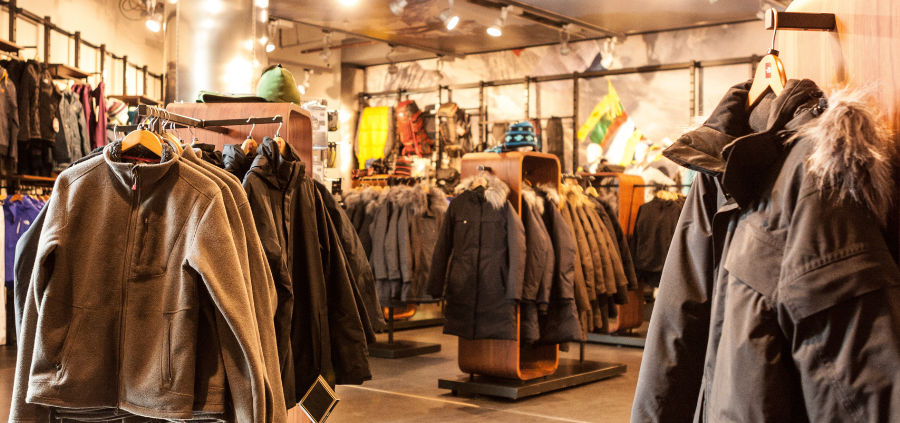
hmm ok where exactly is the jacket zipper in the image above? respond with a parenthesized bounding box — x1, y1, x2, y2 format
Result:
(117, 167, 140, 412)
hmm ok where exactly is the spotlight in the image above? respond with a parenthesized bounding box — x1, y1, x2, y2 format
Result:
(559, 26, 571, 56)
(390, 0, 408, 15)
(440, 0, 458, 30)
(486, 6, 509, 37)
(320, 48, 332, 62)
(388, 63, 399, 75)
(266, 43, 275, 52)
(146, 13, 162, 32)
(297, 84, 306, 95)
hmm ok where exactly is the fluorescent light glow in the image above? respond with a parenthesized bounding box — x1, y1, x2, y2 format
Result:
(487, 26, 501, 36)
(255, 0, 269, 7)
(244, 39, 254, 50)
(146, 18, 161, 32)
(266, 43, 275, 52)
(298, 84, 306, 95)
(259, 36, 268, 45)
(205, 0, 223, 13)
(447, 15, 459, 30)
(339, 0, 357, 5)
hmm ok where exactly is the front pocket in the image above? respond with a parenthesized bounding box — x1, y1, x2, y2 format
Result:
(32, 296, 83, 383)
(161, 308, 198, 394)
(161, 317, 173, 388)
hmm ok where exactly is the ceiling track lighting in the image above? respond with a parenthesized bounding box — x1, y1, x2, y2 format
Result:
(433, 57, 445, 80)
(387, 47, 399, 75)
(559, 25, 571, 56)
(440, 0, 459, 31)
(487, 6, 510, 37)
(145, 0, 162, 32)
(319, 32, 334, 63)
(390, 0, 408, 16)
(265, 20, 277, 52)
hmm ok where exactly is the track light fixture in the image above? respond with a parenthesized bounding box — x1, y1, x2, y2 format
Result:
(387, 47, 399, 75)
(145, 0, 162, 32)
(297, 69, 311, 95)
(390, 0, 408, 15)
(319, 32, 333, 63)
(433, 57, 445, 80)
(440, 0, 459, 31)
(559, 27, 571, 56)
(487, 6, 510, 37)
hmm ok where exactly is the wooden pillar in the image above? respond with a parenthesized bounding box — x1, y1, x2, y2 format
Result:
(122, 55, 128, 95)
(74, 31, 81, 69)
(99, 44, 106, 82)
(9, 0, 17, 43)
(43, 16, 51, 63)
(142, 65, 148, 96)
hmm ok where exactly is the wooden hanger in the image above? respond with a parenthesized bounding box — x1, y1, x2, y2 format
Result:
(272, 115, 287, 155)
(161, 117, 183, 155)
(241, 117, 258, 155)
(121, 117, 163, 157)
(748, 8, 787, 109)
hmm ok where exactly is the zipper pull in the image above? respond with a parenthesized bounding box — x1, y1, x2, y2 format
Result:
(132, 183, 137, 191)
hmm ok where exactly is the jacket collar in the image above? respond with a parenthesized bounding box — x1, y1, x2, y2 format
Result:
(455, 173, 511, 210)
(103, 140, 179, 190)
(664, 79, 824, 206)
(249, 137, 305, 190)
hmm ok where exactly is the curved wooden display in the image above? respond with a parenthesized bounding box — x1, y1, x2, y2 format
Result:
(457, 151, 561, 381)
(582, 172, 646, 333)
(165, 102, 314, 176)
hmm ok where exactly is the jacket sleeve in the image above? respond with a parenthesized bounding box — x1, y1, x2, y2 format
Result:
(631, 175, 721, 423)
(188, 192, 270, 423)
(398, 206, 412, 285)
(426, 202, 454, 298)
(13, 204, 46, 338)
(505, 202, 526, 301)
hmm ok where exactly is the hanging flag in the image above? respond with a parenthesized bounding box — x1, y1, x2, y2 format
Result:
(578, 78, 646, 166)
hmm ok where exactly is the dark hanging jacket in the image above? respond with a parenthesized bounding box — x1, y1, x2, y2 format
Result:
(3, 59, 39, 141)
(0, 67, 18, 158)
(558, 192, 592, 335)
(314, 180, 385, 332)
(36, 62, 60, 142)
(427, 174, 526, 341)
(397, 184, 447, 302)
(629, 196, 685, 287)
(222, 143, 257, 181)
(53, 90, 92, 172)
(519, 186, 556, 343)
(590, 197, 638, 291)
(534, 184, 582, 345)
(632, 79, 900, 423)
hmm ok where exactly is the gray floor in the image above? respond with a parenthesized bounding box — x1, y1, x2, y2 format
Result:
(0, 326, 644, 422)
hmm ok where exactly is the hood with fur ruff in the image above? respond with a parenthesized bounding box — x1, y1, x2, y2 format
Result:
(366, 186, 392, 215)
(535, 183, 562, 207)
(455, 174, 511, 210)
(665, 79, 895, 224)
(401, 184, 449, 216)
(521, 185, 545, 216)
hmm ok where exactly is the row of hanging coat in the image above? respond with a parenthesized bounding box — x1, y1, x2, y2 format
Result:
(424, 174, 583, 345)
(343, 183, 447, 308)
(558, 182, 639, 336)
(9, 120, 377, 421)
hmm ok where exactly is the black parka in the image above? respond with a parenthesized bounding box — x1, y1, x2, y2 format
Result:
(519, 186, 555, 343)
(632, 79, 900, 422)
(427, 175, 526, 341)
(397, 184, 447, 302)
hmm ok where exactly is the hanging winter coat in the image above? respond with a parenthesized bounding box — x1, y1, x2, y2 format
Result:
(534, 185, 583, 344)
(590, 197, 638, 291)
(427, 175, 526, 341)
(373, 186, 409, 307)
(397, 185, 447, 302)
(315, 181, 385, 332)
(633, 79, 900, 423)
(629, 196, 685, 288)
(222, 143, 257, 181)
(558, 194, 593, 334)
(519, 186, 556, 343)
(368, 187, 394, 282)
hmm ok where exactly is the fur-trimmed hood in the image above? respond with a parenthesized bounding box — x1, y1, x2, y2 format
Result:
(344, 186, 382, 211)
(366, 186, 392, 215)
(521, 185, 545, 215)
(401, 184, 449, 216)
(455, 174, 511, 210)
(535, 183, 562, 206)
(664, 79, 895, 224)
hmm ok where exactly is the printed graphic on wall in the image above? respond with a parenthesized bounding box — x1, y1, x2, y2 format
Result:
(578, 78, 646, 167)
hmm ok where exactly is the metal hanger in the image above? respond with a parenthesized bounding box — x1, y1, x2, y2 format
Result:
(241, 116, 259, 155)
(272, 115, 287, 155)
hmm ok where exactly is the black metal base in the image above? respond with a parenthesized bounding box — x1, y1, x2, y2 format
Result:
(368, 340, 442, 359)
(437, 359, 626, 400)
(391, 317, 445, 331)
(585, 332, 646, 348)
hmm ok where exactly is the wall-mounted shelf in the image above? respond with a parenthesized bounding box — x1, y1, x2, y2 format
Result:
(48, 64, 90, 80)
(0, 39, 22, 53)
(108, 95, 161, 106)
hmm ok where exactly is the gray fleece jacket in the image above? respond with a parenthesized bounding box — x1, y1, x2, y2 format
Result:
(11, 142, 271, 422)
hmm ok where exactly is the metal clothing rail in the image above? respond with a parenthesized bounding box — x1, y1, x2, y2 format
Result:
(2, 0, 164, 100)
(360, 55, 759, 167)
(118, 105, 285, 134)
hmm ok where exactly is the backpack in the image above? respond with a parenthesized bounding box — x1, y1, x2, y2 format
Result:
(437, 102, 471, 158)
(395, 100, 434, 156)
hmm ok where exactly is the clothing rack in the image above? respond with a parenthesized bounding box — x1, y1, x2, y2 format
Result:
(123, 105, 286, 135)
(2, 0, 164, 99)
(368, 300, 443, 359)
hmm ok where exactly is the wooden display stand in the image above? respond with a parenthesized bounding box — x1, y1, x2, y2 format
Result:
(582, 172, 647, 348)
(438, 152, 626, 400)
(166, 103, 314, 176)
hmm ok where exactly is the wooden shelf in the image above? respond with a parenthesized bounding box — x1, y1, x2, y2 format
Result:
(48, 64, 91, 80)
(0, 174, 57, 184)
(0, 39, 22, 53)
(108, 95, 161, 106)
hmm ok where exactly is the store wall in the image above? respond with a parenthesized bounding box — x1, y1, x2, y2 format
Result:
(5, 0, 165, 97)
(364, 20, 771, 173)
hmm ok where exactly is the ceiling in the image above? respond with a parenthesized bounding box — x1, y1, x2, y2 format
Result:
(270, 0, 789, 67)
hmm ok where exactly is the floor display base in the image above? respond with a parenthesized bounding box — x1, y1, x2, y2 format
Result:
(438, 359, 626, 400)
(391, 317, 445, 331)
(585, 332, 646, 348)
(368, 340, 442, 359)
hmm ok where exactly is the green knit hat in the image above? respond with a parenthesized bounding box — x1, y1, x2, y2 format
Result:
(256, 64, 303, 104)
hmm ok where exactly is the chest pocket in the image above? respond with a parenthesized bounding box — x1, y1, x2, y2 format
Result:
(724, 220, 786, 302)
(132, 211, 177, 278)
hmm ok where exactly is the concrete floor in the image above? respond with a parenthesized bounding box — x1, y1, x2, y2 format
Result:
(0, 326, 644, 422)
